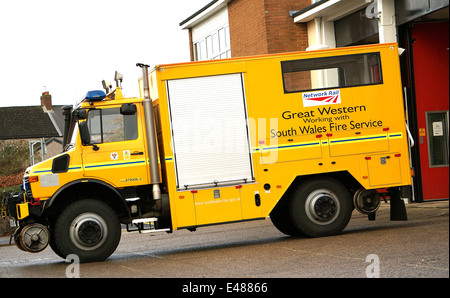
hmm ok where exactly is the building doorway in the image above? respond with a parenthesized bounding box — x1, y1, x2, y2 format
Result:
(411, 21, 449, 200)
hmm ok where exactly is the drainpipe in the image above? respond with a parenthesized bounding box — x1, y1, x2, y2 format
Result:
(136, 63, 161, 202)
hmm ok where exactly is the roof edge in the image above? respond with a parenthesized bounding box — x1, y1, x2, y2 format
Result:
(291, 0, 330, 18)
(179, 0, 219, 27)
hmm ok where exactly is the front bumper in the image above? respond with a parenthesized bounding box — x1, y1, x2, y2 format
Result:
(1, 192, 23, 219)
(1, 176, 43, 221)
(1, 178, 50, 253)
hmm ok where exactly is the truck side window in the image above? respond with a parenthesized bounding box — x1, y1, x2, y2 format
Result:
(87, 108, 138, 144)
(281, 52, 382, 93)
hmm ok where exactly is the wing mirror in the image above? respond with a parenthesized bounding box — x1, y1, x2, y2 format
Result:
(79, 121, 90, 145)
(79, 121, 99, 151)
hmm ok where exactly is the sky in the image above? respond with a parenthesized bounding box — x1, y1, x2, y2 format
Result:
(0, 0, 211, 107)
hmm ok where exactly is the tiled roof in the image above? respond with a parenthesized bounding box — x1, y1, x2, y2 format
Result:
(0, 105, 66, 140)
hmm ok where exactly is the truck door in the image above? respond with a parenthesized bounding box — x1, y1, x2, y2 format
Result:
(81, 105, 150, 187)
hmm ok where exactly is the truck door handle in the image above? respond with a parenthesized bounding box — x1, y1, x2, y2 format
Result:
(131, 151, 144, 155)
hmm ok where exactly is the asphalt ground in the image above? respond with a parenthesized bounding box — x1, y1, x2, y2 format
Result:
(0, 199, 448, 281)
(1, 200, 448, 247)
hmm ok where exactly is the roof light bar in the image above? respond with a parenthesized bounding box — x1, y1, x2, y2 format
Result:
(84, 90, 106, 102)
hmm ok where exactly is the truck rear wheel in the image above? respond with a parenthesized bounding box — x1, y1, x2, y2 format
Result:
(289, 178, 352, 237)
(52, 199, 121, 263)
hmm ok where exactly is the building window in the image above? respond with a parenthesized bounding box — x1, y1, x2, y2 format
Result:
(194, 25, 231, 61)
(281, 52, 382, 93)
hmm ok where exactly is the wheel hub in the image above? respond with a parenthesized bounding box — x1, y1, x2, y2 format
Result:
(70, 213, 107, 251)
(78, 220, 102, 245)
(314, 196, 337, 220)
(305, 189, 341, 225)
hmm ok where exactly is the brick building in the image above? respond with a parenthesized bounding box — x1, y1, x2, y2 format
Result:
(180, 0, 310, 60)
(180, 0, 449, 202)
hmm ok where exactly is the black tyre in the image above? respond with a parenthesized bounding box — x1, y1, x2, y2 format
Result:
(52, 199, 121, 263)
(48, 222, 64, 259)
(270, 202, 304, 236)
(289, 177, 352, 237)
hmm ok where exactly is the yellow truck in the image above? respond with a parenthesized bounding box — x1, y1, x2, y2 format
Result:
(2, 43, 412, 262)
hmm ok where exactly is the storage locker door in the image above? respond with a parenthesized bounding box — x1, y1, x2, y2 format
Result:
(167, 73, 254, 190)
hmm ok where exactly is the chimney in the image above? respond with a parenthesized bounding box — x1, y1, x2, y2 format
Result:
(41, 91, 52, 111)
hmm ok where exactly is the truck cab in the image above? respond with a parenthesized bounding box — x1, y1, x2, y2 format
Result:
(9, 85, 169, 261)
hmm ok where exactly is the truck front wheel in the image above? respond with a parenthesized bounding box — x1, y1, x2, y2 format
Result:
(52, 199, 121, 263)
(289, 178, 352, 237)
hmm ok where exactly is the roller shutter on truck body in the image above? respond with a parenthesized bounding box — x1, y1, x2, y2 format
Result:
(166, 73, 254, 190)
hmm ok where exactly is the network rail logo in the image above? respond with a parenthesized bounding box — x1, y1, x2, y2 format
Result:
(302, 89, 341, 107)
